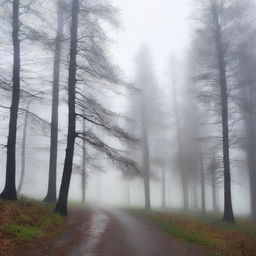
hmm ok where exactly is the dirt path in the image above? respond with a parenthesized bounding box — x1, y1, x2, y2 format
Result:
(40, 208, 211, 256)
(95, 209, 210, 256)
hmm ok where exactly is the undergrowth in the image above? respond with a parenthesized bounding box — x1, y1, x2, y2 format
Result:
(0, 198, 67, 255)
(132, 210, 256, 256)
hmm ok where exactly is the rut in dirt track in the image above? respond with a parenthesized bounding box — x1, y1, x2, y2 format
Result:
(41, 209, 211, 256)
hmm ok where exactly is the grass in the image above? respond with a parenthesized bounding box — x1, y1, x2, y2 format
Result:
(131, 210, 256, 256)
(7, 223, 42, 240)
(0, 198, 67, 255)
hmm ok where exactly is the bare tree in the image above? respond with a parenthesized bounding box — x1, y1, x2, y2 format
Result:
(188, 0, 255, 223)
(1, 0, 21, 200)
(81, 111, 86, 203)
(170, 58, 189, 210)
(55, 0, 137, 215)
(44, 0, 65, 203)
(17, 101, 30, 195)
(55, 0, 79, 216)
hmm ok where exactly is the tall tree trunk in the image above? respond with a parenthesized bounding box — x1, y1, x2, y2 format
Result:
(17, 102, 29, 195)
(140, 80, 151, 211)
(193, 180, 199, 210)
(55, 0, 79, 216)
(199, 153, 206, 215)
(211, 169, 218, 213)
(171, 67, 188, 210)
(82, 114, 86, 203)
(44, 0, 64, 203)
(1, 0, 20, 200)
(142, 118, 151, 210)
(161, 167, 166, 209)
(211, 3, 235, 223)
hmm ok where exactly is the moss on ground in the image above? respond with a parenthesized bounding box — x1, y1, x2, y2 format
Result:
(0, 198, 67, 255)
(131, 210, 256, 256)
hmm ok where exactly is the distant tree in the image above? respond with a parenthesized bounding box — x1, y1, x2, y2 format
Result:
(44, 0, 65, 203)
(208, 156, 220, 213)
(170, 57, 189, 210)
(17, 101, 30, 195)
(133, 46, 160, 211)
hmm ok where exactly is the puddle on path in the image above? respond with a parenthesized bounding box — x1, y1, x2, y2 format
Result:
(70, 210, 109, 256)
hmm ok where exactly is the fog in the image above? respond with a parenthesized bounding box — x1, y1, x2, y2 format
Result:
(0, 0, 255, 223)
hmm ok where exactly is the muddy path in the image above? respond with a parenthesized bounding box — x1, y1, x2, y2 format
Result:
(96, 209, 210, 256)
(37, 208, 211, 256)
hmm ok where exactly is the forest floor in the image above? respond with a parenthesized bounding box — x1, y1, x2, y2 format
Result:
(1, 201, 256, 256)
(134, 209, 256, 256)
(0, 198, 69, 256)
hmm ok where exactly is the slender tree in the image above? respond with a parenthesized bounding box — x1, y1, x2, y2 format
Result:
(188, 0, 253, 223)
(17, 102, 30, 195)
(141, 101, 151, 210)
(199, 152, 206, 215)
(170, 59, 189, 210)
(44, 0, 65, 203)
(1, 0, 21, 200)
(161, 167, 166, 209)
(135, 46, 160, 211)
(210, 1, 234, 223)
(81, 112, 86, 203)
(55, 0, 79, 216)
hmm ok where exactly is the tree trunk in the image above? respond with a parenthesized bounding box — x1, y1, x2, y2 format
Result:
(199, 153, 206, 215)
(1, 0, 20, 200)
(17, 102, 29, 195)
(172, 67, 188, 210)
(140, 78, 151, 211)
(82, 114, 86, 203)
(44, 0, 64, 203)
(55, 0, 79, 216)
(142, 118, 151, 211)
(211, 3, 235, 223)
(212, 169, 218, 213)
(162, 167, 166, 209)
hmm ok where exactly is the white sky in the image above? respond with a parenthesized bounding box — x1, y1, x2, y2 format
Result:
(110, 0, 192, 81)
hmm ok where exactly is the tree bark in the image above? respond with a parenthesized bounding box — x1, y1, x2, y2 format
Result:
(211, 2, 235, 223)
(211, 169, 218, 213)
(199, 153, 206, 215)
(55, 0, 79, 216)
(140, 76, 151, 211)
(161, 167, 166, 209)
(17, 102, 30, 195)
(172, 67, 188, 210)
(142, 116, 151, 211)
(44, 0, 64, 203)
(82, 114, 86, 203)
(1, 0, 20, 200)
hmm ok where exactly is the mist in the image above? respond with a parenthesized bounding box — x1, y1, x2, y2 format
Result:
(1, 0, 256, 255)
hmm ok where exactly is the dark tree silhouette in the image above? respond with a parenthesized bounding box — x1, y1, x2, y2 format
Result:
(1, 0, 21, 200)
(55, 0, 79, 216)
(44, 0, 65, 203)
(211, 2, 234, 223)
